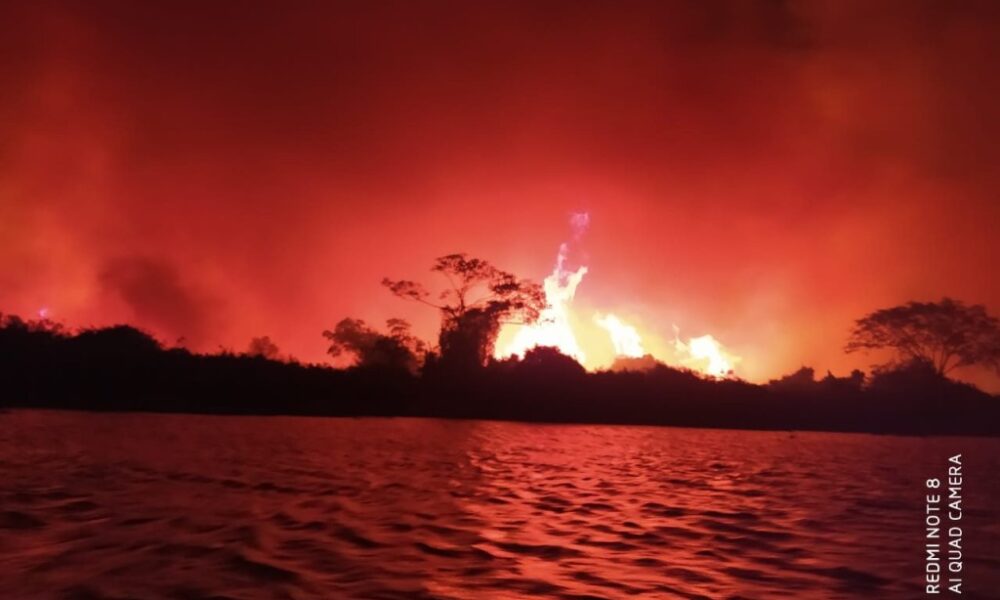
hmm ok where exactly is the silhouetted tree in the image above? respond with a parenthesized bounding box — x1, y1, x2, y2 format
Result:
(323, 318, 425, 373)
(768, 366, 816, 392)
(868, 357, 946, 395)
(70, 325, 162, 356)
(2, 309, 999, 435)
(383, 254, 545, 369)
(517, 346, 587, 377)
(247, 336, 280, 359)
(821, 369, 866, 391)
(0, 313, 65, 336)
(846, 298, 1000, 376)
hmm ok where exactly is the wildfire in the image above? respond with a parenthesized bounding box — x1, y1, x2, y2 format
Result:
(495, 213, 741, 378)
(594, 313, 644, 358)
(499, 242, 589, 364)
(672, 330, 739, 377)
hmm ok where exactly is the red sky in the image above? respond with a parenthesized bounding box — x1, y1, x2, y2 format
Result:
(2, 1, 998, 389)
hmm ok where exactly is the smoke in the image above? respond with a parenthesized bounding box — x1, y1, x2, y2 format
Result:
(0, 1, 997, 388)
(497, 214, 591, 363)
(569, 212, 590, 240)
(554, 211, 591, 283)
(99, 257, 211, 346)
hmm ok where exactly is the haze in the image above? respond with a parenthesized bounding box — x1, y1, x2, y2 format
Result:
(1, 1, 997, 389)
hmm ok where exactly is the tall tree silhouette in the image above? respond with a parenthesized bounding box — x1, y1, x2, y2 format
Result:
(383, 253, 545, 369)
(846, 298, 1000, 376)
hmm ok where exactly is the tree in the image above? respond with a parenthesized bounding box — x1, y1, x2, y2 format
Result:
(246, 336, 280, 360)
(323, 318, 425, 373)
(383, 253, 545, 369)
(846, 298, 1000, 376)
(517, 346, 587, 378)
(767, 366, 816, 392)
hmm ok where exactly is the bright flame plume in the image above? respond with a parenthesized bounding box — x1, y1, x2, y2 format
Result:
(495, 214, 741, 378)
(498, 242, 588, 363)
(594, 313, 644, 358)
(672, 327, 739, 377)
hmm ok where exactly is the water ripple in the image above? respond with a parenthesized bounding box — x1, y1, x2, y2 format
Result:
(1, 411, 998, 599)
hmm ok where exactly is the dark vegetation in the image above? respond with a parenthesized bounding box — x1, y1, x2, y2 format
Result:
(381, 253, 545, 371)
(3, 254, 999, 435)
(2, 311, 998, 436)
(845, 298, 1000, 376)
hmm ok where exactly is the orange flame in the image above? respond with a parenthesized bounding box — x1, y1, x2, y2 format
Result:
(672, 326, 740, 377)
(496, 241, 588, 363)
(594, 313, 644, 358)
(495, 215, 742, 378)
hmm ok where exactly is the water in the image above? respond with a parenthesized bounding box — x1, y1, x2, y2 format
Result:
(1, 411, 998, 599)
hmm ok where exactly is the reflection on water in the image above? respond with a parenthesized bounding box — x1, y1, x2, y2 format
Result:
(1, 410, 998, 599)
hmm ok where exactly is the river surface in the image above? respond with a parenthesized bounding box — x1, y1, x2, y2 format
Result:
(1, 411, 998, 599)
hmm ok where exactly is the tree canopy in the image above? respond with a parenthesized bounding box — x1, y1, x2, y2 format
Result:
(323, 318, 425, 373)
(383, 253, 545, 369)
(246, 336, 280, 360)
(845, 298, 1000, 376)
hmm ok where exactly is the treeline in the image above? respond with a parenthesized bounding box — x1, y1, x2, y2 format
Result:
(1, 315, 997, 436)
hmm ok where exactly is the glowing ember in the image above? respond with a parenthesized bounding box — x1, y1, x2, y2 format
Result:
(594, 313, 644, 358)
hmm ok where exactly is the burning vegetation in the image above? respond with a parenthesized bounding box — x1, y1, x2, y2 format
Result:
(371, 213, 742, 378)
(4, 222, 998, 436)
(2, 309, 998, 437)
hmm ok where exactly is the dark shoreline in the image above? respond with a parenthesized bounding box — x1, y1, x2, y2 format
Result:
(3, 405, 997, 439)
(7, 372, 999, 437)
(3, 320, 998, 437)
